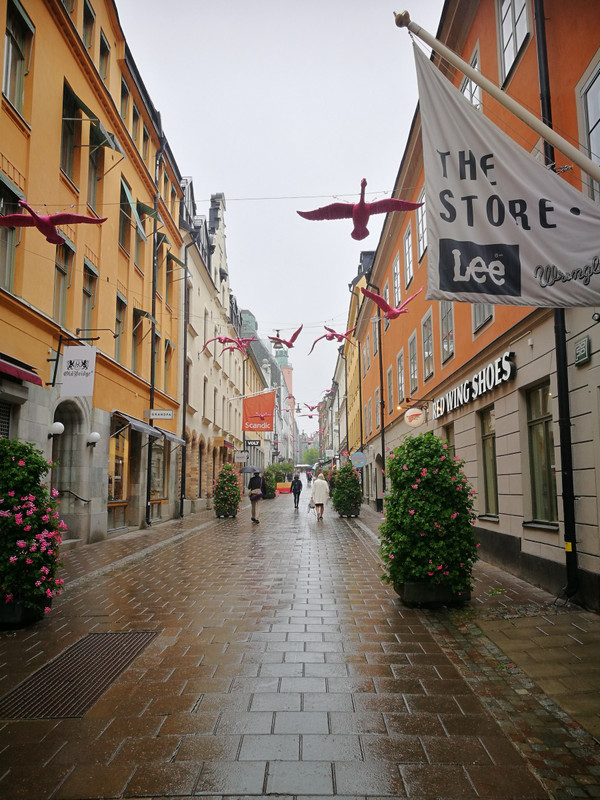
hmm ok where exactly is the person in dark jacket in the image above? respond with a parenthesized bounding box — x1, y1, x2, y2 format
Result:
(248, 471, 265, 524)
(290, 473, 303, 509)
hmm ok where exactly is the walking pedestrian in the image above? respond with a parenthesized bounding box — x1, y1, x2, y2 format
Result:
(310, 472, 329, 521)
(248, 471, 265, 524)
(290, 473, 303, 509)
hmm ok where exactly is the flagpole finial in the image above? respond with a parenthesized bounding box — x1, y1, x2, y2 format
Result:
(394, 10, 411, 28)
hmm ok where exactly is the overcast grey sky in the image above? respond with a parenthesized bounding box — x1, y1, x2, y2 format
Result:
(116, 0, 445, 434)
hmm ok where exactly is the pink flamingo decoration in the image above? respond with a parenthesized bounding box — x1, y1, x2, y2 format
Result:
(297, 179, 422, 241)
(201, 335, 238, 353)
(304, 403, 319, 412)
(268, 325, 303, 349)
(308, 326, 356, 355)
(0, 199, 107, 244)
(360, 286, 424, 319)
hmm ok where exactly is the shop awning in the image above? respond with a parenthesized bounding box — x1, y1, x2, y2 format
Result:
(154, 427, 185, 446)
(0, 353, 43, 386)
(113, 411, 161, 438)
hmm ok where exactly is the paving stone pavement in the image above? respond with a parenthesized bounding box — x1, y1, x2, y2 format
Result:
(0, 495, 600, 799)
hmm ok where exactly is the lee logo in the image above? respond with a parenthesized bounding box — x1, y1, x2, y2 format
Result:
(439, 239, 521, 296)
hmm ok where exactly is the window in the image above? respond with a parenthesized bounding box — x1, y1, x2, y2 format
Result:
(372, 320, 378, 355)
(582, 65, 600, 202)
(108, 417, 128, 502)
(134, 230, 144, 270)
(142, 126, 149, 160)
(364, 404, 368, 438)
(99, 31, 109, 81)
(444, 423, 455, 460)
(404, 225, 413, 286)
(83, 1, 95, 51)
(416, 189, 427, 260)
(362, 344, 367, 377)
(387, 365, 393, 416)
(164, 341, 173, 394)
(374, 388, 380, 428)
(115, 295, 126, 364)
(480, 407, 498, 515)
(527, 382, 558, 522)
(0, 401, 12, 438)
(53, 244, 72, 326)
(397, 349, 405, 405)
(150, 438, 167, 500)
(154, 332, 161, 389)
(87, 123, 105, 212)
(120, 78, 129, 120)
(132, 309, 143, 374)
(81, 261, 97, 333)
(461, 49, 482, 109)
(392, 252, 401, 306)
(0, 184, 19, 291)
(367, 397, 372, 436)
(131, 103, 140, 145)
(383, 283, 390, 331)
(422, 311, 434, 381)
(3, 0, 33, 114)
(440, 300, 454, 362)
(60, 86, 79, 181)
(408, 332, 418, 394)
(119, 181, 131, 252)
(473, 302, 493, 331)
(366, 334, 371, 370)
(498, 0, 529, 82)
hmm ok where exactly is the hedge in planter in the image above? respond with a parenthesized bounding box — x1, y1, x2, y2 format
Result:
(332, 462, 362, 516)
(379, 432, 478, 603)
(262, 468, 277, 499)
(213, 463, 242, 517)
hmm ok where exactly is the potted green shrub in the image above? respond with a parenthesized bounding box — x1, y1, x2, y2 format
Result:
(380, 431, 479, 607)
(262, 467, 277, 499)
(213, 463, 241, 518)
(0, 438, 65, 628)
(332, 461, 362, 517)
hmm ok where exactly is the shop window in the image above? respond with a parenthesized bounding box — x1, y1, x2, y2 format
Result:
(526, 382, 558, 522)
(498, 0, 529, 83)
(422, 311, 434, 381)
(480, 406, 498, 515)
(397, 349, 405, 405)
(0, 183, 19, 292)
(440, 300, 454, 362)
(99, 30, 109, 81)
(404, 224, 413, 287)
(108, 417, 129, 530)
(416, 189, 427, 260)
(408, 332, 418, 394)
(3, 0, 34, 114)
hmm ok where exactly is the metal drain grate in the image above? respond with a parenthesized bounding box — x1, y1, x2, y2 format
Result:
(0, 631, 158, 719)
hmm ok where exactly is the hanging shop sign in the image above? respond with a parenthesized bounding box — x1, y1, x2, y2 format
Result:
(405, 407, 425, 428)
(245, 439, 261, 447)
(432, 351, 516, 421)
(60, 345, 96, 397)
(350, 451, 367, 468)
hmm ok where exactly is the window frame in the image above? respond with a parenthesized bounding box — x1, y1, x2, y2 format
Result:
(440, 300, 454, 363)
(526, 382, 558, 523)
(480, 406, 499, 516)
(397, 349, 405, 405)
(3, 0, 34, 115)
(498, 0, 529, 84)
(416, 189, 427, 260)
(408, 331, 418, 394)
(404, 224, 413, 287)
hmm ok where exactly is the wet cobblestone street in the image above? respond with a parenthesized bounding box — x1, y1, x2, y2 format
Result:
(1, 496, 600, 799)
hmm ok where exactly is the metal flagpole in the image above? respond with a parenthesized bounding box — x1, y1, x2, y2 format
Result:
(394, 9, 582, 599)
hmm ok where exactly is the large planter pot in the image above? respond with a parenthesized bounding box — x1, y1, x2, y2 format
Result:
(394, 581, 470, 609)
(337, 508, 361, 517)
(0, 599, 46, 630)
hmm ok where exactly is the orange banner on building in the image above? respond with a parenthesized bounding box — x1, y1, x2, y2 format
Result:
(243, 391, 276, 431)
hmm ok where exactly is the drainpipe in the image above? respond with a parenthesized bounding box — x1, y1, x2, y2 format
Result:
(533, 0, 579, 598)
(145, 135, 166, 527)
(179, 230, 199, 518)
(367, 281, 386, 496)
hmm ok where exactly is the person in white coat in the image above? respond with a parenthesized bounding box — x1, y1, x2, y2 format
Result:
(311, 473, 330, 521)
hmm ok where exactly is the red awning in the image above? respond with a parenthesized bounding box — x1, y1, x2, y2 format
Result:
(0, 355, 43, 386)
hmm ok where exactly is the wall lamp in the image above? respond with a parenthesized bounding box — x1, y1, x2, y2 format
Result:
(87, 431, 101, 448)
(48, 421, 64, 439)
(592, 312, 600, 323)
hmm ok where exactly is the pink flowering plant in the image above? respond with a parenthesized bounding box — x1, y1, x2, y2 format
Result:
(213, 462, 242, 517)
(380, 431, 478, 595)
(0, 437, 65, 617)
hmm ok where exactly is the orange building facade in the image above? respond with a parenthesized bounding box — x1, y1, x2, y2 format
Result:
(354, 0, 600, 608)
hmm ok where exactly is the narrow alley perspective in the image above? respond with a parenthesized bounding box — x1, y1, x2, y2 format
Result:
(2, 494, 600, 800)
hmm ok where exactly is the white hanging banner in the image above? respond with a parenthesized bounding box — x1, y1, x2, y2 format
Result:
(414, 44, 600, 307)
(60, 345, 97, 397)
